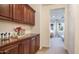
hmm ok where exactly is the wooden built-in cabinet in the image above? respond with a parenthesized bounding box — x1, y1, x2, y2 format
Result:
(0, 34, 40, 54)
(23, 39, 30, 54)
(4, 44, 19, 54)
(0, 44, 19, 54)
(24, 5, 35, 25)
(0, 4, 13, 21)
(13, 4, 24, 23)
(35, 35, 40, 52)
(24, 5, 30, 24)
(0, 4, 35, 26)
(18, 41, 24, 54)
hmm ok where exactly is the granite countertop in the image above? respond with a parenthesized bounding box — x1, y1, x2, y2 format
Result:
(18, 33, 39, 39)
(0, 33, 39, 48)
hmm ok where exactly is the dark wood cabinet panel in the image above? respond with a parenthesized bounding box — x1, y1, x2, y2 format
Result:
(30, 37, 36, 54)
(23, 39, 30, 54)
(9, 4, 13, 18)
(24, 5, 35, 25)
(29, 9, 33, 25)
(31, 11, 35, 25)
(27, 7, 35, 25)
(35, 35, 40, 52)
(24, 6, 29, 24)
(0, 4, 13, 21)
(3, 44, 18, 54)
(5, 45, 18, 54)
(18, 42, 24, 54)
(0, 4, 10, 17)
(13, 4, 24, 23)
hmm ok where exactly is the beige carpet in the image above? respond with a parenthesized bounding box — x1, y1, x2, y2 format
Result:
(37, 37, 67, 54)
(37, 47, 67, 54)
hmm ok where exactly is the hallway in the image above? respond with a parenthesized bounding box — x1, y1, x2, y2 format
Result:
(37, 37, 67, 54)
(50, 37, 64, 48)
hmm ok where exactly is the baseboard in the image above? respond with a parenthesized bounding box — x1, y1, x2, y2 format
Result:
(39, 46, 49, 50)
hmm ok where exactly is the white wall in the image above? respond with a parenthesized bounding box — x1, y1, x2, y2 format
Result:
(66, 5, 75, 53)
(0, 20, 32, 34)
(40, 5, 50, 47)
(73, 5, 79, 54)
(65, 5, 79, 54)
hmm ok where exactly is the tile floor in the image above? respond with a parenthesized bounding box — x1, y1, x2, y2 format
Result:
(37, 37, 67, 54)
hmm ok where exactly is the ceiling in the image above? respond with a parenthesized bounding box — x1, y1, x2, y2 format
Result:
(42, 4, 55, 6)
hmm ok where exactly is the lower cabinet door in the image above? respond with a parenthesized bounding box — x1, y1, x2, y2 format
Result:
(36, 35, 40, 52)
(18, 42, 24, 54)
(4, 45, 19, 54)
(23, 39, 30, 54)
(18, 39, 30, 54)
(30, 37, 36, 54)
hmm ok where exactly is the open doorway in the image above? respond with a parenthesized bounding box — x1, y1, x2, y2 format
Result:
(50, 8, 64, 48)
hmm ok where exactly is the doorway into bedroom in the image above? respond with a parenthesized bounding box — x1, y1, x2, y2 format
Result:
(50, 8, 64, 49)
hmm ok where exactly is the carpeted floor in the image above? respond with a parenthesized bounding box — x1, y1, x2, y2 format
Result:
(37, 37, 67, 54)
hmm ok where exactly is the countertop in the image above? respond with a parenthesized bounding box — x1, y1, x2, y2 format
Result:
(0, 33, 40, 48)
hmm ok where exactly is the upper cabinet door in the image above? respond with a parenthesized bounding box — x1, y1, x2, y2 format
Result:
(0, 4, 35, 25)
(24, 6, 29, 24)
(24, 5, 35, 25)
(0, 4, 13, 19)
(13, 4, 24, 23)
(0, 4, 10, 17)
(31, 11, 35, 25)
(28, 6, 35, 26)
(29, 9, 32, 25)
